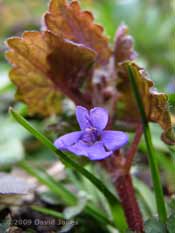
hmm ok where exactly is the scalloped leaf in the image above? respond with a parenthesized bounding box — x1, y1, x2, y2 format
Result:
(6, 32, 62, 116)
(6, 31, 95, 116)
(116, 62, 175, 145)
(114, 24, 137, 64)
(45, 0, 111, 65)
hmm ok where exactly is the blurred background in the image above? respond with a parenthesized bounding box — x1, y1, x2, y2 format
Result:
(0, 1, 174, 232)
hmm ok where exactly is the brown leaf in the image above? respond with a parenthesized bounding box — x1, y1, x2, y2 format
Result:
(116, 62, 175, 145)
(45, 32, 96, 92)
(114, 24, 137, 64)
(6, 32, 62, 116)
(6, 31, 95, 116)
(45, 0, 111, 65)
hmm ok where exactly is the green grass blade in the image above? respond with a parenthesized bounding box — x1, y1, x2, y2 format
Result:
(10, 108, 127, 231)
(127, 64, 167, 223)
(31, 205, 64, 219)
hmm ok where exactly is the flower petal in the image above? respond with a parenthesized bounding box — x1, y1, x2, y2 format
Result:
(75, 106, 91, 130)
(102, 130, 128, 151)
(86, 142, 112, 160)
(66, 141, 88, 156)
(90, 107, 108, 130)
(54, 131, 82, 150)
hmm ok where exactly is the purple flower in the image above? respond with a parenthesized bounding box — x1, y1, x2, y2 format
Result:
(54, 106, 128, 160)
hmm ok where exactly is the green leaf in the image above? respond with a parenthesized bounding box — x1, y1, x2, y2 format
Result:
(144, 219, 166, 233)
(10, 108, 127, 231)
(167, 214, 175, 233)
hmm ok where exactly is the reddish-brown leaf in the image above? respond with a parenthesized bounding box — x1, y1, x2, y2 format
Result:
(114, 24, 137, 64)
(45, 32, 95, 90)
(116, 62, 175, 145)
(6, 31, 96, 116)
(45, 0, 111, 65)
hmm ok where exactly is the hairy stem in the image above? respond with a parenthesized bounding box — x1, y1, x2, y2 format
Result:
(103, 153, 144, 232)
(115, 174, 144, 232)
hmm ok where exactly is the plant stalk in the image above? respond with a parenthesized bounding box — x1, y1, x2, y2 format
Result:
(115, 174, 144, 232)
(103, 153, 144, 232)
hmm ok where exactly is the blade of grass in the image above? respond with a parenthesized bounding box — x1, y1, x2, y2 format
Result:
(31, 205, 65, 219)
(127, 63, 167, 223)
(20, 161, 115, 227)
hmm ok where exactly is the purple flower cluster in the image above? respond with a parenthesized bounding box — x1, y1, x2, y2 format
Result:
(54, 106, 128, 160)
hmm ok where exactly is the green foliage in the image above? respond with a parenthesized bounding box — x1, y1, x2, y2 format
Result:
(167, 214, 175, 233)
(144, 218, 166, 233)
(144, 215, 175, 233)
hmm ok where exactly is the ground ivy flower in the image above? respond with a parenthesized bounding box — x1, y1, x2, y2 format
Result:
(54, 106, 128, 160)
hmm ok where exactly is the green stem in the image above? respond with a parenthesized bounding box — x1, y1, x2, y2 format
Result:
(127, 64, 167, 223)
